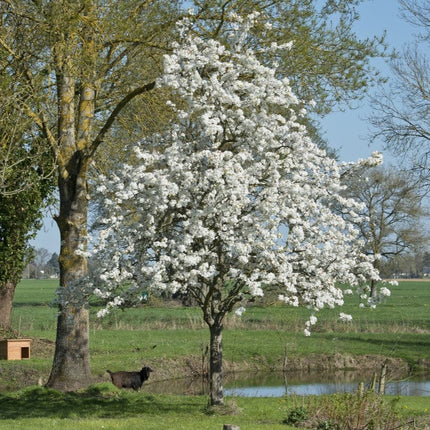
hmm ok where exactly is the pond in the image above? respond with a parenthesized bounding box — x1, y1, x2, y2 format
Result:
(146, 370, 430, 397)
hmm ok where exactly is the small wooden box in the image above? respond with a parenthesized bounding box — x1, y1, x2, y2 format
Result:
(0, 339, 31, 360)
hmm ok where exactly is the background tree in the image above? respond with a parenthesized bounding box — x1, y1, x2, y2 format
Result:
(22, 251, 60, 279)
(0, 50, 55, 327)
(371, 0, 430, 182)
(383, 250, 426, 279)
(45, 252, 60, 278)
(0, 177, 53, 326)
(341, 165, 428, 295)
(422, 250, 430, 270)
(0, 0, 387, 391)
(88, 17, 382, 406)
(32, 248, 51, 277)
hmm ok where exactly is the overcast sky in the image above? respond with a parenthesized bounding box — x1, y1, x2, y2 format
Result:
(30, 0, 419, 254)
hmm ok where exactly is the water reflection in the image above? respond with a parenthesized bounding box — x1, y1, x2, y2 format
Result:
(225, 371, 430, 397)
(225, 379, 430, 397)
(146, 370, 430, 397)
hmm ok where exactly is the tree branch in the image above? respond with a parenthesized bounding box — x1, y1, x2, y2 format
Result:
(90, 81, 156, 155)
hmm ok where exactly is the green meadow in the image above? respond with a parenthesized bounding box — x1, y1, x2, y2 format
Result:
(0, 279, 429, 429)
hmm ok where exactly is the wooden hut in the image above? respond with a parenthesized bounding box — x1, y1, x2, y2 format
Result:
(0, 339, 31, 360)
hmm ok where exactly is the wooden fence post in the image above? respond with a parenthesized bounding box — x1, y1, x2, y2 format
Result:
(379, 361, 387, 395)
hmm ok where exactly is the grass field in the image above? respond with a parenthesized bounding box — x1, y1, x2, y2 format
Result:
(0, 279, 429, 429)
(9, 279, 430, 371)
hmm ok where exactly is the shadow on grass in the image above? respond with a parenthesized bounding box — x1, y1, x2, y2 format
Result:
(333, 334, 430, 349)
(13, 302, 53, 307)
(319, 333, 430, 351)
(0, 384, 205, 419)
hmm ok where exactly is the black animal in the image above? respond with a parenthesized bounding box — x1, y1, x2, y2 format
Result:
(107, 366, 152, 391)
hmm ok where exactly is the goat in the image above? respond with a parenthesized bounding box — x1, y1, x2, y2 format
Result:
(107, 366, 152, 391)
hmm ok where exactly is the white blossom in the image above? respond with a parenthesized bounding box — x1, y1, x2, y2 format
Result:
(87, 14, 381, 331)
(339, 312, 353, 322)
(379, 287, 391, 297)
(235, 306, 246, 316)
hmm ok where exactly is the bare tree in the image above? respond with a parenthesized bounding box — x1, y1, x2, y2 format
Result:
(371, 0, 430, 183)
(341, 166, 428, 295)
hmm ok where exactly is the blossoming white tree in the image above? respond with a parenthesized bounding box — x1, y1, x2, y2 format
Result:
(89, 15, 383, 405)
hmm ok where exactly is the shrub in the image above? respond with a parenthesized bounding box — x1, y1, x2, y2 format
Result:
(316, 420, 339, 430)
(283, 406, 308, 425)
(286, 391, 405, 429)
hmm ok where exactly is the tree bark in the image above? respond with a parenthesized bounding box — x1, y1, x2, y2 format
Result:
(0, 281, 16, 328)
(370, 259, 380, 298)
(209, 324, 224, 406)
(46, 167, 92, 390)
(47, 306, 91, 390)
(370, 279, 377, 298)
(46, 70, 93, 390)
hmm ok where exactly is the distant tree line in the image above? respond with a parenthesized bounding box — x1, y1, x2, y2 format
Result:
(22, 248, 59, 279)
(20, 244, 430, 283)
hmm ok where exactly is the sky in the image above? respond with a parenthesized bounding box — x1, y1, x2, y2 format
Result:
(30, 0, 419, 255)
(323, 0, 416, 162)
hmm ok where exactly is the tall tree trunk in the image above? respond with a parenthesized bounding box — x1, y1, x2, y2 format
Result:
(370, 279, 377, 298)
(0, 281, 16, 328)
(47, 307, 91, 390)
(46, 166, 92, 390)
(209, 324, 224, 406)
(46, 72, 93, 390)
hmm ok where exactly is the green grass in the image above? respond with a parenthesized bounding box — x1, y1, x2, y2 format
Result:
(0, 385, 428, 430)
(10, 279, 430, 370)
(2, 279, 430, 429)
(11, 279, 430, 331)
(0, 385, 296, 429)
(5, 279, 430, 391)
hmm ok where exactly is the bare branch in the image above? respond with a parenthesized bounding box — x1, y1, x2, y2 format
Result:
(90, 81, 156, 155)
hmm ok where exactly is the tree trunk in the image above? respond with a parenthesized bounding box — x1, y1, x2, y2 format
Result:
(47, 306, 91, 390)
(209, 324, 224, 406)
(0, 281, 16, 328)
(46, 168, 92, 390)
(46, 59, 94, 390)
(370, 259, 380, 298)
(46, 162, 92, 389)
(370, 280, 376, 298)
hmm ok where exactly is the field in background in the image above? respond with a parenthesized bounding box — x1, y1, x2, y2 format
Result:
(7, 279, 430, 377)
(11, 279, 430, 333)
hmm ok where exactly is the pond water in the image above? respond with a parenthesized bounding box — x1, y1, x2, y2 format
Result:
(146, 370, 430, 397)
(225, 375, 430, 397)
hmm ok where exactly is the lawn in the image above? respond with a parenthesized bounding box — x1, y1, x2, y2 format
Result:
(0, 385, 428, 430)
(1, 279, 429, 429)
